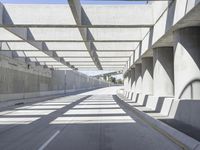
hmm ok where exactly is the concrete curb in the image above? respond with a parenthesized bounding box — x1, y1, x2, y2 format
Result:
(117, 93, 200, 150)
(0, 87, 101, 110)
(0, 94, 65, 110)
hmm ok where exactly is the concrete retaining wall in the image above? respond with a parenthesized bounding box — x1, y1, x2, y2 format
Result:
(0, 54, 109, 101)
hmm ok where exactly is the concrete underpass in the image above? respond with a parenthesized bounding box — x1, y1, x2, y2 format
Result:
(0, 0, 200, 150)
(0, 87, 182, 150)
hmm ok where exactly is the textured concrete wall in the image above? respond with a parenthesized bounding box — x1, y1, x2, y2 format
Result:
(142, 57, 153, 95)
(120, 1, 200, 131)
(135, 64, 142, 94)
(173, 100, 200, 130)
(65, 70, 106, 91)
(123, 76, 128, 94)
(127, 0, 200, 67)
(153, 47, 174, 97)
(130, 68, 135, 92)
(0, 66, 51, 94)
(0, 65, 65, 95)
(127, 71, 132, 92)
(0, 55, 108, 101)
(174, 27, 200, 99)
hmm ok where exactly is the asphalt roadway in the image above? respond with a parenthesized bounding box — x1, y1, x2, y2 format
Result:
(0, 86, 181, 150)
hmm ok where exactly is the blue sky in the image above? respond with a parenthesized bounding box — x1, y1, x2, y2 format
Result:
(0, 0, 146, 4)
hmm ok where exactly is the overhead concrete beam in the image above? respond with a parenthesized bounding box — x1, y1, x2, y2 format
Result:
(82, 4, 154, 26)
(0, 42, 17, 57)
(68, 0, 102, 70)
(0, 40, 141, 42)
(0, 3, 155, 27)
(2, 28, 76, 69)
(0, 41, 35, 65)
(125, 0, 200, 73)
(0, 5, 76, 70)
(0, 24, 153, 28)
(5, 27, 28, 40)
(68, 0, 82, 25)
(1, 42, 10, 50)
(0, 43, 42, 69)
(0, 43, 73, 70)
(0, 49, 132, 52)
(2, 4, 77, 25)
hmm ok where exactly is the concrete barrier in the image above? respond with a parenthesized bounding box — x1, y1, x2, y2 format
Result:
(132, 92, 139, 102)
(128, 91, 133, 99)
(117, 93, 200, 150)
(0, 87, 101, 109)
(169, 99, 200, 130)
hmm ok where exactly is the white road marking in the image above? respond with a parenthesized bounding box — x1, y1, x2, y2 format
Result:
(38, 130, 60, 150)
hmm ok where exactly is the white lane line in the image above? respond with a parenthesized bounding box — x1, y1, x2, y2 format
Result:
(38, 130, 60, 150)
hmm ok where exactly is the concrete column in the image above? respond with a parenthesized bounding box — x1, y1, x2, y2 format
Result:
(153, 47, 174, 97)
(106, 76, 109, 81)
(124, 74, 127, 90)
(130, 68, 135, 92)
(174, 27, 200, 99)
(127, 68, 135, 99)
(127, 71, 131, 92)
(123, 74, 128, 95)
(142, 57, 153, 95)
(135, 64, 142, 93)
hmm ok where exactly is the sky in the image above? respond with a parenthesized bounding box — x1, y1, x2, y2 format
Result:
(0, 0, 147, 4)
